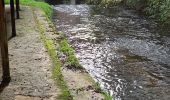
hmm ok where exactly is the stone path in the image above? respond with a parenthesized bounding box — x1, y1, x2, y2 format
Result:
(0, 6, 60, 100)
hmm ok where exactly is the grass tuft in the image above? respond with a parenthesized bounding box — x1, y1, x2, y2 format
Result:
(59, 38, 83, 70)
(93, 83, 113, 100)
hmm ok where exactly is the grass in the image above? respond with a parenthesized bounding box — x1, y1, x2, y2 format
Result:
(5, 0, 52, 18)
(32, 7, 72, 100)
(58, 33, 112, 99)
(104, 93, 113, 100)
(92, 82, 113, 100)
(59, 34, 83, 70)
(58, 34, 112, 99)
(45, 39, 72, 100)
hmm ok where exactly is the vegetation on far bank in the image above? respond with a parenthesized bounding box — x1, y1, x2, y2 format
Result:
(86, 0, 122, 7)
(87, 0, 170, 24)
(125, 0, 170, 24)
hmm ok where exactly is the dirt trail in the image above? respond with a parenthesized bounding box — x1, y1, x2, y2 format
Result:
(0, 7, 60, 100)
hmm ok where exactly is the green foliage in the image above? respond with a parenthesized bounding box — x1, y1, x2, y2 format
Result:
(101, 0, 122, 7)
(5, 0, 52, 18)
(124, 0, 170, 23)
(34, 0, 45, 1)
(86, 0, 102, 5)
(86, 0, 122, 7)
(146, 0, 170, 23)
(87, 0, 170, 23)
(124, 0, 145, 8)
(60, 39, 83, 69)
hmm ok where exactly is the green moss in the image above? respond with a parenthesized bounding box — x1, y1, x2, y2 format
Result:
(43, 38, 72, 100)
(45, 39, 72, 100)
(59, 39, 83, 69)
(32, 8, 72, 100)
(5, 0, 52, 18)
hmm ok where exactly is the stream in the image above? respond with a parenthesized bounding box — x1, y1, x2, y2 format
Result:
(52, 4, 170, 100)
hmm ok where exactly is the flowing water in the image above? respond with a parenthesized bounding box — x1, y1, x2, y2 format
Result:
(53, 5, 170, 100)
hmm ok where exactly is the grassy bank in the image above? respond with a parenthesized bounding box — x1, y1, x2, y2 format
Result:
(58, 33, 112, 99)
(11, 0, 113, 99)
(43, 38, 72, 100)
(32, 8, 73, 100)
(34, 10, 112, 100)
(5, 0, 52, 18)
(58, 33, 83, 70)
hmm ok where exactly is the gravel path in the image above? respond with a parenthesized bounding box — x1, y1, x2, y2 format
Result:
(0, 7, 60, 100)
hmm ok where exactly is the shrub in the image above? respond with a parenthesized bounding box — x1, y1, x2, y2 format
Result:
(124, 0, 170, 23)
(86, 0, 122, 6)
(87, 0, 170, 23)
(146, 0, 170, 23)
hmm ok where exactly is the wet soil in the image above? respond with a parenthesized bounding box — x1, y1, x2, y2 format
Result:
(53, 5, 170, 100)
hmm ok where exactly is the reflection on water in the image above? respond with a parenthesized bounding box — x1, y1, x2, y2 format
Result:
(53, 5, 170, 100)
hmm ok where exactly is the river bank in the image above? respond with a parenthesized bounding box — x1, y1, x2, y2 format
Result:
(0, 4, 109, 100)
(33, 7, 107, 100)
